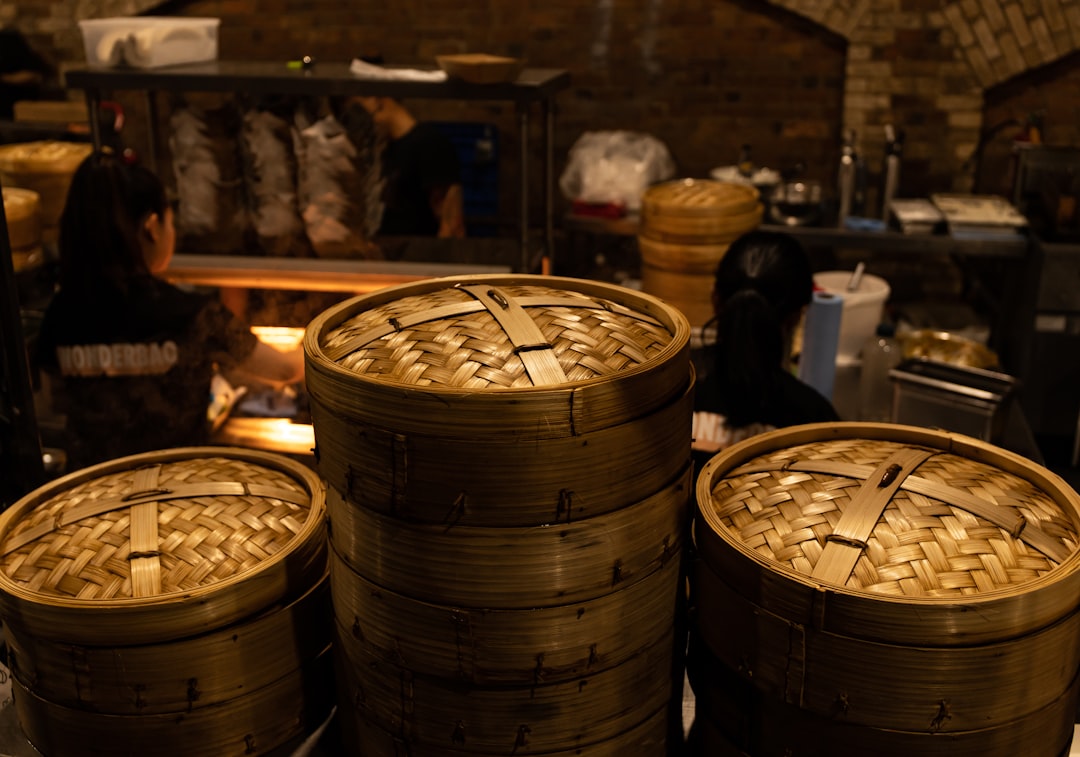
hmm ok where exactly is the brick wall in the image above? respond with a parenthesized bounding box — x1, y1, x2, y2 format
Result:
(7, 0, 1080, 220)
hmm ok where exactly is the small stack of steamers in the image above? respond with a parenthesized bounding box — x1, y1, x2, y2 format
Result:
(638, 178, 763, 330)
(690, 422, 1080, 757)
(0, 448, 331, 756)
(303, 274, 694, 754)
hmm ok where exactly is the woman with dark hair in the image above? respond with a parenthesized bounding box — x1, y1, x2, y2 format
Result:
(36, 151, 303, 469)
(692, 229, 838, 457)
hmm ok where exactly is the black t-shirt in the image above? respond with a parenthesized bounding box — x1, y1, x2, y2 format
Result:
(37, 276, 258, 469)
(692, 355, 839, 470)
(378, 122, 461, 236)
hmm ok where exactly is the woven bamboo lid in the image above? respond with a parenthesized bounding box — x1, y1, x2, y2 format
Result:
(695, 422, 1080, 644)
(640, 179, 762, 243)
(305, 274, 691, 438)
(0, 140, 92, 173)
(0, 447, 326, 645)
(642, 178, 759, 216)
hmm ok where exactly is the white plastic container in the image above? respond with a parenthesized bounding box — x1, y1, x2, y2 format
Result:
(78, 17, 220, 69)
(813, 270, 890, 360)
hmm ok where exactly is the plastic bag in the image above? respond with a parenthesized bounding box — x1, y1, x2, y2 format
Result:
(559, 131, 675, 211)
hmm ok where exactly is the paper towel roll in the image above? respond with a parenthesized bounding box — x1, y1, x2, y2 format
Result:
(798, 290, 843, 400)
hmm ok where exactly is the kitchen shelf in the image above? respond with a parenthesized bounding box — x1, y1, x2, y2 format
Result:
(65, 60, 572, 273)
(164, 253, 512, 294)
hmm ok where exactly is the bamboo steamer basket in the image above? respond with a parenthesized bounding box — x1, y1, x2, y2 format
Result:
(640, 262, 716, 330)
(638, 179, 762, 332)
(640, 179, 761, 244)
(304, 274, 692, 525)
(335, 629, 675, 755)
(0, 140, 92, 242)
(327, 466, 688, 609)
(691, 422, 1080, 757)
(330, 543, 681, 684)
(2, 186, 42, 250)
(347, 697, 669, 756)
(2, 186, 43, 272)
(305, 274, 693, 755)
(330, 467, 688, 685)
(0, 447, 332, 756)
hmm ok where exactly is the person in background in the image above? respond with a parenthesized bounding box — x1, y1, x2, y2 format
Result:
(36, 151, 304, 470)
(0, 28, 50, 120)
(350, 92, 466, 238)
(692, 229, 838, 461)
(684, 229, 839, 755)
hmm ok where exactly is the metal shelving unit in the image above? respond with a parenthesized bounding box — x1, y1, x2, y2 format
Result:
(66, 61, 572, 274)
(0, 180, 45, 507)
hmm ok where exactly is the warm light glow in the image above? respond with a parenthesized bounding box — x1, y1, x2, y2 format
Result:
(251, 326, 305, 352)
(217, 417, 315, 456)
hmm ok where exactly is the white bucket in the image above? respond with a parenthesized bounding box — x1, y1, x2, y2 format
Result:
(813, 270, 890, 360)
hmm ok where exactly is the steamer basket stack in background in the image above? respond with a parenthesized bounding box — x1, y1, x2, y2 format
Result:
(638, 178, 763, 331)
(690, 422, 1080, 757)
(0, 140, 93, 245)
(0, 447, 332, 756)
(304, 274, 694, 755)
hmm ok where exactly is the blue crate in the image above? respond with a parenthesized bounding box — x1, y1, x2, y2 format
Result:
(431, 121, 500, 237)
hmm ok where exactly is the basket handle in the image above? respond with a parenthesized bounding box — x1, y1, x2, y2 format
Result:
(812, 448, 937, 585)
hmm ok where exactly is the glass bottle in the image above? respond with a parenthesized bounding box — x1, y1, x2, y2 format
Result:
(859, 322, 902, 422)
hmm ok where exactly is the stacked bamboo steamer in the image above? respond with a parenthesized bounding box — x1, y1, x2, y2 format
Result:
(0, 447, 333, 756)
(2, 186, 42, 270)
(304, 274, 694, 755)
(0, 140, 93, 244)
(690, 422, 1080, 757)
(638, 178, 762, 330)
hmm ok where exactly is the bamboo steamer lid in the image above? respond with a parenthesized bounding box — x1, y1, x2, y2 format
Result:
(0, 140, 92, 174)
(2, 186, 42, 251)
(693, 421, 1080, 750)
(695, 422, 1080, 641)
(0, 447, 327, 645)
(304, 274, 692, 524)
(640, 178, 762, 243)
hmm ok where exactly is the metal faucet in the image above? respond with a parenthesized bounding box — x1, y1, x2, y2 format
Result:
(837, 128, 865, 226)
(881, 124, 904, 221)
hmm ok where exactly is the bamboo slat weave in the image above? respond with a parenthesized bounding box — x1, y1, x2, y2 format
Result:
(0, 447, 326, 644)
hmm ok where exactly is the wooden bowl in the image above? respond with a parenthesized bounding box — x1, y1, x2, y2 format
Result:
(436, 53, 525, 84)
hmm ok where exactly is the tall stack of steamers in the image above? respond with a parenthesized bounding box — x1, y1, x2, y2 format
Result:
(303, 275, 695, 754)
